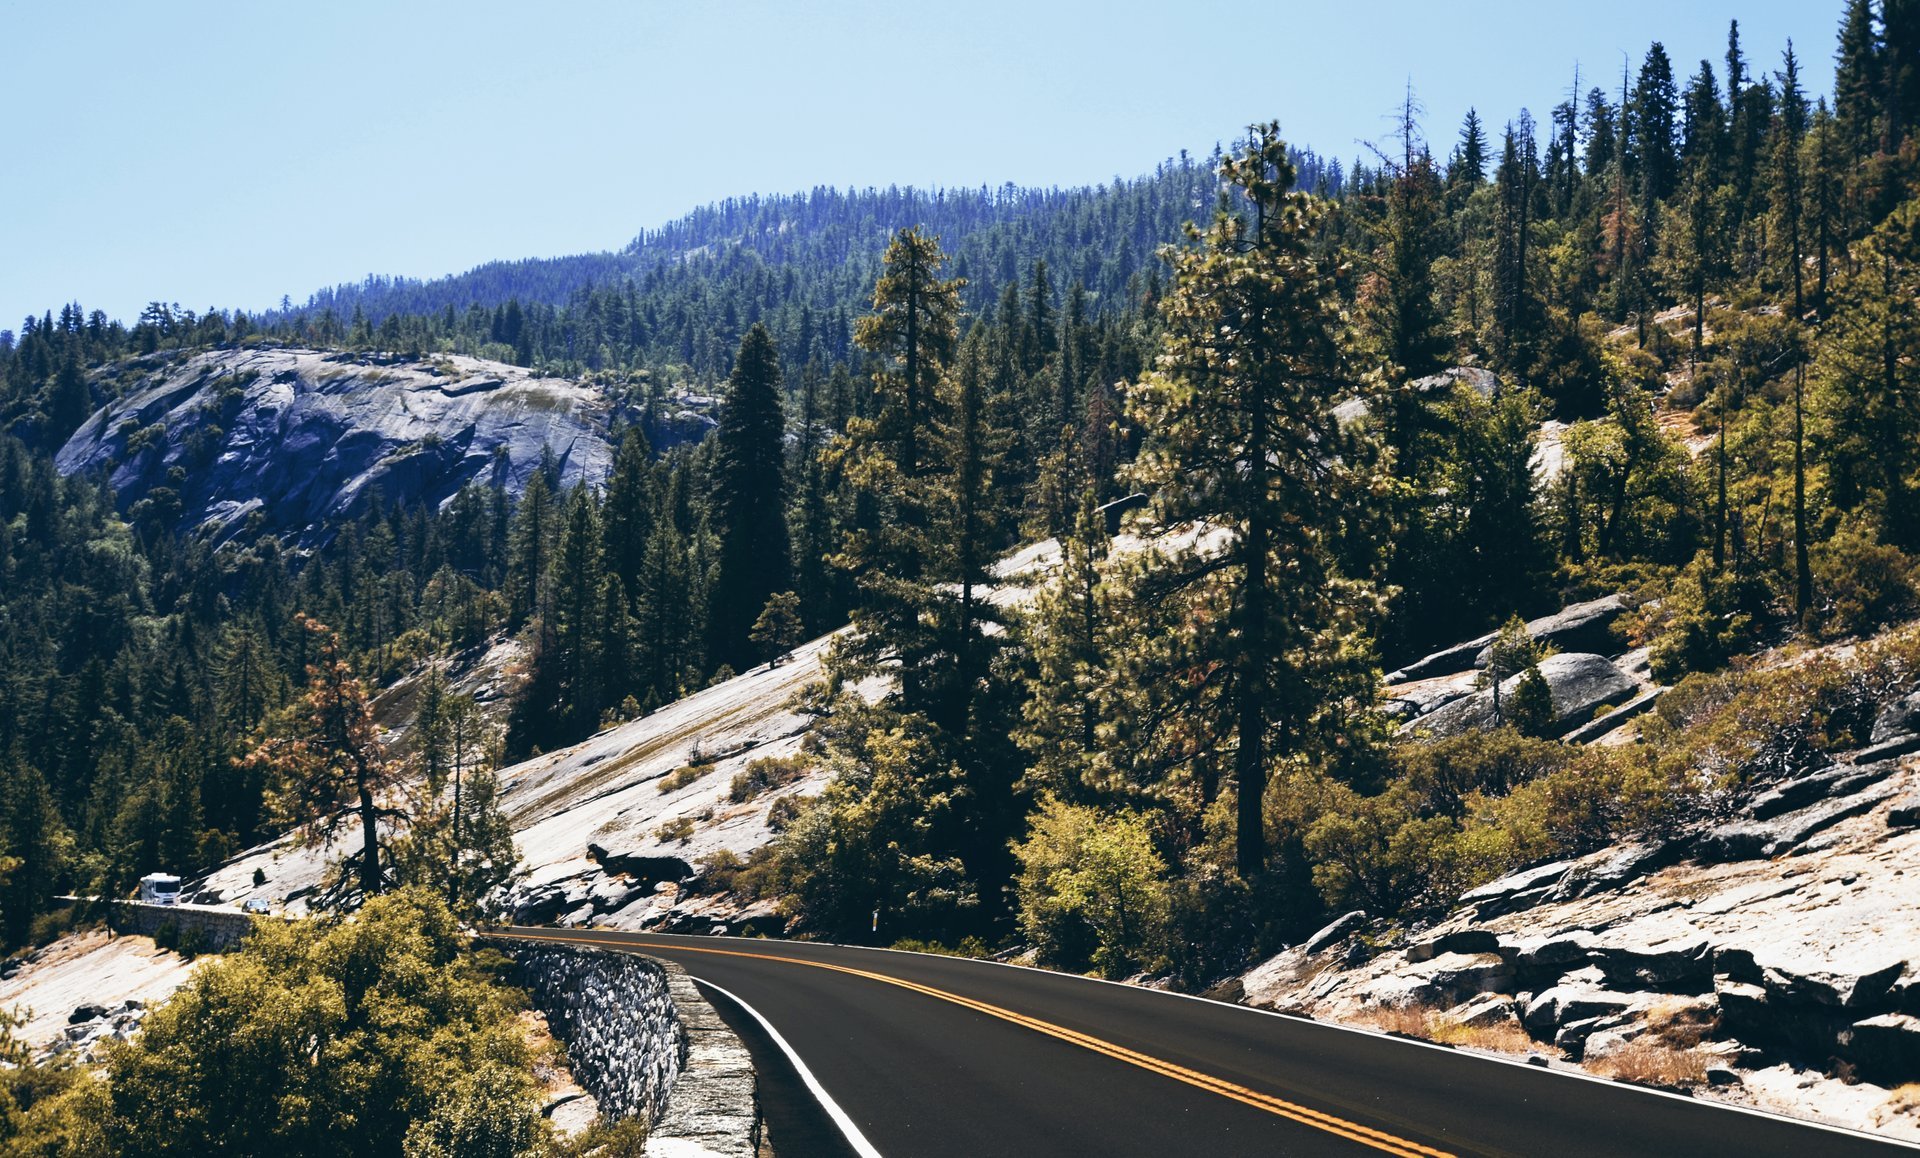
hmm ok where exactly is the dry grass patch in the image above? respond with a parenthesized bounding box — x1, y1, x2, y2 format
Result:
(1588, 1040, 1709, 1087)
(1360, 1005, 1431, 1037)
(1427, 1018, 1537, 1054)
(1357, 1003, 1539, 1056)
(1881, 1084, 1920, 1119)
(1642, 996, 1718, 1048)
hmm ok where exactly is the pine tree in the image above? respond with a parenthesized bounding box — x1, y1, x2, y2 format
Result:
(1771, 41, 1810, 317)
(0, 757, 68, 946)
(505, 467, 554, 625)
(1633, 43, 1682, 206)
(48, 342, 90, 444)
(1815, 200, 1920, 547)
(1453, 108, 1488, 189)
(1017, 490, 1112, 803)
(637, 518, 692, 703)
(1370, 105, 1450, 380)
(601, 425, 654, 605)
(790, 360, 833, 628)
(749, 591, 805, 666)
(246, 616, 400, 901)
(550, 485, 607, 736)
(1805, 99, 1848, 314)
(709, 323, 791, 670)
(835, 227, 964, 699)
(1493, 116, 1540, 375)
(1835, 0, 1884, 156)
(1125, 124, 1385, 879)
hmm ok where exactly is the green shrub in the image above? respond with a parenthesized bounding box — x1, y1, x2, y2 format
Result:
(657, 764, 711, 794)
(1647, 552, 1765, 682)
(729, 754, 808, 803)
(1012, 797, 1169, 978)
(1812, 524, 1918, 639)
(99, 890, 538, 1157)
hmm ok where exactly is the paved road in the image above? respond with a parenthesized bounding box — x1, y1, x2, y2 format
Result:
(494, 927, 1907, 1157)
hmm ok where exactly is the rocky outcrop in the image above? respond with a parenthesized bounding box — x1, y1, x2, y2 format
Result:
(1385, 594, 1630, 684)
(1470, 596, 1631, 669)
(1233, 755, 1920, 1109)
(41, 999, 148, 1064)
(1407, 652, 1637, 739)
(1874, 692, 1920, 746)
(57, 348, 637, 543)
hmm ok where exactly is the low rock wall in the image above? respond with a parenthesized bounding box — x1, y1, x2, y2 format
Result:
(503, 939, 760, 1157)
(112, 901, 257, 953)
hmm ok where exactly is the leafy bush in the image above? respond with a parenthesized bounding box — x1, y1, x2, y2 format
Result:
(657, 764, 711, 794)
(729, 754, 808, 803)
(1812, 523, 1918, 639)
(1646, 552, 1765, 682)
(1012, 797, 1169, 977)
(1640, 655, 1881, 793)
(98, 890, 540, 1157)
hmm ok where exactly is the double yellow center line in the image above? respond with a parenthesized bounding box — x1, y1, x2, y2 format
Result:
(491, 929, 1455, 1158)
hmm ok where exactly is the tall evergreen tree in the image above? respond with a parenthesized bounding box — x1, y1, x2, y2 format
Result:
(1125, 124, 1385, 879)
(1773, 42, 1811, 317)
(708, 323, 791, 670)
(1835, 0, 1885, 155)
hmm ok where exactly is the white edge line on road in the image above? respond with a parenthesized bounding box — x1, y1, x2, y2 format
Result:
(591, 929, 1917, 1153)
(691, 975, 887, 1158)
(839, 939, 1920, 1152)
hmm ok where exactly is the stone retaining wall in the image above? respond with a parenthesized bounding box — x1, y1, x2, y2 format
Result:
(502, 939, 760, 1157)
(112, 901, 258, 952)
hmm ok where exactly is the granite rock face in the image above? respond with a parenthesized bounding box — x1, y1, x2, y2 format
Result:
(57, 348, 635, 544)
(1233, 756, 1920, 1101)
(1385, 594, 1629, 684)
(1408, 652, 1637, 739)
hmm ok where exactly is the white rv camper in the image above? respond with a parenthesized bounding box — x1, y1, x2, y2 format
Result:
(137, 873, 182, 905)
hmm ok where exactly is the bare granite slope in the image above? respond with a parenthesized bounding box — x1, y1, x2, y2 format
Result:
(56, 347, 630, 543)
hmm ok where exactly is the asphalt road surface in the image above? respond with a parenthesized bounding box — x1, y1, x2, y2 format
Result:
(492, 927, 1908, 1157)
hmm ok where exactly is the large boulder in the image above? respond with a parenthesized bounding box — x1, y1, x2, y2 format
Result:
(586, 844, 694, 891)
(1696, 787, 1896, 862)
(1471, 595, 1631, 668)
(1849, 1013, 1920, 1083)
(1301, 911, 1369, 955)
(1543, 841, 1680, 903)
(1872, 690, 1920, 745)
(1409, 653, 1637, 740)
(1760, 954, 1907, 1010)
(1458, 860, 1575, 918)
(1743, 762, 1896, 819)
(1590, 935, 1714, 991)
(1405, 929, 1503, 963)
(1522, 984, 1640, 1035)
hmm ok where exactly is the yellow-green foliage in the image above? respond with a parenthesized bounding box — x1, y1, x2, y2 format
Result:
(1013, 796, 1169, 977)
(657, 764, 711, 794)
(1812, 523, 1919, 639)
(729, 754, 808, 803)
(95, 889, 539, 1157)
(653, 817, 696, 844)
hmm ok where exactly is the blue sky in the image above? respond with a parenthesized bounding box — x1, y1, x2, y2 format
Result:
(0, 0, 1842, 330)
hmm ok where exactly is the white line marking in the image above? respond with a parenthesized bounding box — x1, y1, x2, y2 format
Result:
(630, 931, 1920, 1152)
(692, 975, 886, 1158)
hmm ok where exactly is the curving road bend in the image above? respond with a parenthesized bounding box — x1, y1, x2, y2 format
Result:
(490, 927, 1909, 1157)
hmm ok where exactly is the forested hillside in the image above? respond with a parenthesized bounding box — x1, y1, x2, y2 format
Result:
(2, 1, 1917, 1009)
(276, 149, 1344, 379)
